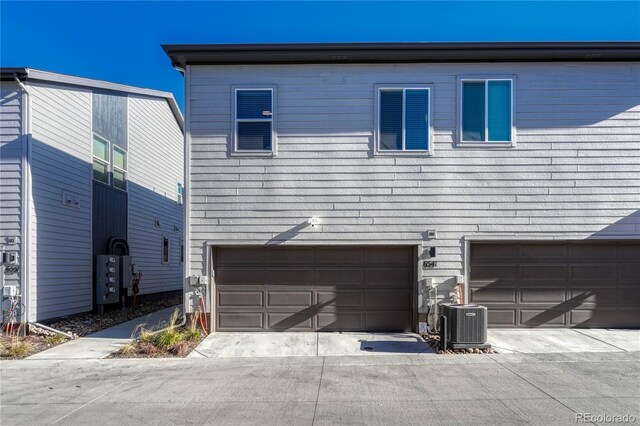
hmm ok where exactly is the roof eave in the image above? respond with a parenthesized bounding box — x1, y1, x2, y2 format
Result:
(162, 42, 640, 68)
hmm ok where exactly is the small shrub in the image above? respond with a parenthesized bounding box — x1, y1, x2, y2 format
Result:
(5, 341, 30, 358)
(119, 342, 137, 355)
(183, 313, 202, 342)
(155, 328, 184, 351)
(139, 342, 158, 355)
(46, 334, 67, 346)
(137, 327, 155, 344)
(171, 341, 190, 357)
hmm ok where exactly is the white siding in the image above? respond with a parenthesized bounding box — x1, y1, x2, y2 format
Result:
(187, 62, 640, 303)
(29, 82, 92, 321)
(127, 95, 184, 295)
(0, 83, 23, 293)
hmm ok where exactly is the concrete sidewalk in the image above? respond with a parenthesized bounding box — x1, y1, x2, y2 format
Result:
(27, 306, 181, 360)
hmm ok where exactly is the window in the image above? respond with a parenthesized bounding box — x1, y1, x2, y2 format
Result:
(377, 87, 431, 153)
(92, 135, 110, 184)
(177, 182, 183, 205)
(460, 79, 513, 143)
(179, 240, 184, 264)
(162, 237, 169, 264)
(112, 146, 127, 191)
(92, 133, 128, 190)
(234, 88, 275, 154)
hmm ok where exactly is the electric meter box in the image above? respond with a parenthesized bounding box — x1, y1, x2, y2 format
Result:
(96, 255, 120, 305)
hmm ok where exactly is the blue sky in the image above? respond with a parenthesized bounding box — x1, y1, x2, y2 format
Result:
(2, 1, 639, 109)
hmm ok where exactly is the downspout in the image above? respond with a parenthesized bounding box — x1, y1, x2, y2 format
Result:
(14, 72, 31, 329)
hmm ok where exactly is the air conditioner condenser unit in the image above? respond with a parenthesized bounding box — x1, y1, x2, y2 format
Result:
(440, 304, 491, 350)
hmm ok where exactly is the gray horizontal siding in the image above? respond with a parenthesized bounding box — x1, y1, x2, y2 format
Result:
(0, 84, 23, 293)
(29, 82, 93, 321)
(127, 95, 184, 295)
(187, 62, 640, 296)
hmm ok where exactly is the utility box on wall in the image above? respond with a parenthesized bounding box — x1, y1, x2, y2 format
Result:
(120, 256, 133, 297)
(95, 255, 120, 305)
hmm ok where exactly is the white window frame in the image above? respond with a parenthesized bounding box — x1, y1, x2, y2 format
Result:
(161, 236, 170, 264)
(458, 77, 515, 147)
(231, 86, 277, 156)
(374, 84, 433, 156)
(92, 134, 111, 185)
(112, 145, 128, 192)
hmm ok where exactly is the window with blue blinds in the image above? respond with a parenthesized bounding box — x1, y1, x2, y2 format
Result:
(461, 79, 512, 143)
(235, 89, 274, 152)
(379, 88, 430, 152)
(488, 81, 511, 141)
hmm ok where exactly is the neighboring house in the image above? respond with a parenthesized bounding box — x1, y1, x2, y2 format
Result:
(164, 42, 640, 332)
(0, 68, 184, 322)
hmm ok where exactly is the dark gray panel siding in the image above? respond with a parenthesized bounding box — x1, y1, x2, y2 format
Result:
(92, 90, 128, 149)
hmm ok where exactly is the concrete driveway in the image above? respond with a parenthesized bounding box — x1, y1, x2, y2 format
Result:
(190, 332, 433, 358)
(2, 351, 639, 425)
(488, 328, 640, 354)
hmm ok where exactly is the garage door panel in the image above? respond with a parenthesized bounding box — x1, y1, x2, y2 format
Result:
(471, 241, 640, 328)
(316, 268, 362, 285)
(267, 247, 313, 264)
(619, 264, 638, 282)
(619, 288, 640, 306)
(364, 247, 413, 265)
(571, 265, 616, 281)
(365, 311, 412, 332)
(521, 244, 566, 260)
(570, 244, 617, 260)
(267, 312, 314, 330)
(217, 268, 265, 285)
(218, 291, 264, 308)
(317, 312, 363, 331)
(365, 290, 412, 308)
(470, 265, 518, 281)
(618, 244, 640, 259)
(316, 290, 363, 308)
(316, 247, 362, 264)
(471, 244, 518, 260)
(470, 287, 517, 303)
(569, 310, 640, 328)
(521, 265, 566, 281)
(267, 291, 313, 308)
(214, 246, 414, 332)
(216, 247, 265, 265)
(267, 269, 313, 285)
(569, 288, 617, 305)
(218, 312, 264, 330)
(521, 310, 566, 327)
(488, 309, 516, 326)
(521, 288, 565, 303)
(364, 268, 412, 286)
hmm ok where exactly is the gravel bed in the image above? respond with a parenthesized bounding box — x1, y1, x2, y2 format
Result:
(48, 294, 182, 337)
(422, 333, 496, 355)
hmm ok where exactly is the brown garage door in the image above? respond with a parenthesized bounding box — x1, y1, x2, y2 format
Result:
(469, 241, 640, 328)
(214, 246, 415, 332)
